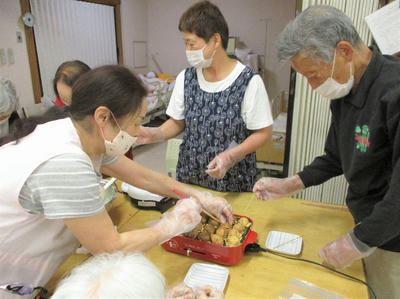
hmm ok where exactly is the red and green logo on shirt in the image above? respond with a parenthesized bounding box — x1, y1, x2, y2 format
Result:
(354, 125, 370, 152)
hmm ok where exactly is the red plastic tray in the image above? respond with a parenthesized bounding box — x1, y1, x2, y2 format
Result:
(161, 215, 257, 266)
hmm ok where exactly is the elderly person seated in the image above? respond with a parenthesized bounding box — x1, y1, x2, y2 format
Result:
(0, 77, 18, 138)
(253, 4, 400, 299)
(52, 252, 224, 299)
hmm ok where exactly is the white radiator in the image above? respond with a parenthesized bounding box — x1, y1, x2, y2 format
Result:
(288, 0, 379, 204)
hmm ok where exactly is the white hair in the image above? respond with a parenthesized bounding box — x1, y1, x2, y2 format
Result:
(277, 5, 363, 63)
(0, 76, 18, 117)
(52, 252, 165, 299)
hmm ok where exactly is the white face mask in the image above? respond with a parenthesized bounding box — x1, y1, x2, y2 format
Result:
(315, 50, 354, 99)
(100, 112, 137, 157)
(186, 44, 215, 69)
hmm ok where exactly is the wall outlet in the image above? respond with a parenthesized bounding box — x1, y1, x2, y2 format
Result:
(16, 31, 23, 43)
(7, 48, 15, 65)
(0, 49, 6, 65)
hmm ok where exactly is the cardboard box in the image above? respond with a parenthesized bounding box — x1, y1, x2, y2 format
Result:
(256, 113, 286, 164)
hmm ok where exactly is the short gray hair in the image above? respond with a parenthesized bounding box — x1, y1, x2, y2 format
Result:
(52, 252, 166, 299)
(277, 5, 362, 62)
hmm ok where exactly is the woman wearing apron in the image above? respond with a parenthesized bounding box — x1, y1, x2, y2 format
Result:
(138, 1, 273, 192)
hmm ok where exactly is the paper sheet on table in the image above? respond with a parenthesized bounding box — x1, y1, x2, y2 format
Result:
(365, 0, 400, 55)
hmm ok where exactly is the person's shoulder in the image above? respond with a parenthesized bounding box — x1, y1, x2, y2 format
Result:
(40, 152, 93, 172)
(377, 54, 400, 92)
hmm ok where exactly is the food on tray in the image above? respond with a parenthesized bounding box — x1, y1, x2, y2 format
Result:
(221, 222, 232, 230)
(204, 223, 216, 234)
(239, 217, 249, 226)
(184, 223, 203, 238)
(182, 216, 251, 247)
(233, 223, 245, 233)
(198, 231, 211, 241)
(226, 235, 240, 247)
(208, 219, 220, 226)
(227, 228, 240, 238)
(211, 234, 224, 245)
(216, 226, 228, 238)
(201, 214, 208, 224)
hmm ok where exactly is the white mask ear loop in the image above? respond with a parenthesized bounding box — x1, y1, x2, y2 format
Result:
(331, 49, 353, 81)
(100, 111, 122, 143)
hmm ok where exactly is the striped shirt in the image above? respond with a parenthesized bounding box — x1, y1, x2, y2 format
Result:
(18, 153, 118, 219)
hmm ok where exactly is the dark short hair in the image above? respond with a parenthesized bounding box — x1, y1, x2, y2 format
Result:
(53, 60, 90, 96)
(179, 1, 229, 50)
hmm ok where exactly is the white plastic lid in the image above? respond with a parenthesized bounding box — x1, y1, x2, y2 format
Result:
(184, 263, 229, 292)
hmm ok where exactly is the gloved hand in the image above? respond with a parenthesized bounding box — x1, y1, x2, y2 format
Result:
(165, 283, 195, 299)
(136, 126, 164, 144)
(151, 197, 201, 244)
(194, 286, 225, 299)
(196, 192, 233, 224)
(252, 175, 304, 200)
(206, 150, 236, 179)
(206, 141, 243, 179)
(319, 233, 376, 268)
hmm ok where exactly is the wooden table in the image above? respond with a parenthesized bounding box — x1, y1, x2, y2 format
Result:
(46, 185, 369, 298)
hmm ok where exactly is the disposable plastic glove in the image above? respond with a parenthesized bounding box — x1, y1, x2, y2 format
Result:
(319, 233, 376, 268)
(206, 150, 236, 179)
(136, 126, 164, 144)
(252, 175, 304, 200)
(206, 142, 243, 179)
(165, 283, 195, 299)
(197, 192, 233, 224)
(194, 286, 225, 299)
(151, 197, 201, 244)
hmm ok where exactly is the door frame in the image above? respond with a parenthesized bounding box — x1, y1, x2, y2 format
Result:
(20, 0, 123, 103)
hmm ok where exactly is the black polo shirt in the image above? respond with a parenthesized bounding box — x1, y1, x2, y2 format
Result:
(298, 47, 400, 251)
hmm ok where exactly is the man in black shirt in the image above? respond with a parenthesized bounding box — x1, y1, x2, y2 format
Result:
(253, 5, 400, 298)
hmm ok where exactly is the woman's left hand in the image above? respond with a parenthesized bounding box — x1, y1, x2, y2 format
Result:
(206, 151, 235, 179)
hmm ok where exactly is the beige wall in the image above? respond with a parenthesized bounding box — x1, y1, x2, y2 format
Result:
(146, 0, 296, 100)
(0, 0, 34, 109)
(121, 0, 148, 73)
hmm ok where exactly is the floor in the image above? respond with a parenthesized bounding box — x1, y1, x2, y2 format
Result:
(132, 141, 169, 175)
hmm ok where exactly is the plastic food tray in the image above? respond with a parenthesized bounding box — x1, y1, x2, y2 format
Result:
(184, 263, 229, 291)
(161, 214, 257, 265)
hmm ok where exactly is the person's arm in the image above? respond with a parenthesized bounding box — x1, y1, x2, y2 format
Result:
(64, 211, 161, 253)
(101, 156, 233, 223)
(352, 92, 400, 247)
(297, 121, 343, 187)
(102, 156, 199, 199)
(64, 196, 202, 254)
(159, 118, 185, 140)
(253, 119, 341, 200)
(137, 70, 186, 144)
(206, 126, 272, 179)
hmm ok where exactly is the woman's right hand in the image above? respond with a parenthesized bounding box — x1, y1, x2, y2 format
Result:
(152, 197, 202, 243)
(252, 175, 305, 200)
